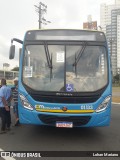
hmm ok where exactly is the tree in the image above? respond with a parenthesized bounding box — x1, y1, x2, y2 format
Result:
(3, 63, 10, 71)
(114, 74, 119, 81)
(11, 66, 19, 71)
(113, 74, 119, 84)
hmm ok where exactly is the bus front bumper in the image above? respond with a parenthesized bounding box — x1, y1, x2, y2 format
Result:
(19, 107, 111, 127)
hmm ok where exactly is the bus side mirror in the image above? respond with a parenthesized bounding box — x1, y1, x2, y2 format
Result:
(9, 45, 15, 59)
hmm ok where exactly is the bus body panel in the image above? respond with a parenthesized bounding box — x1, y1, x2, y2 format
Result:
(18, 103, 111, 127)
(18, 82, 112, 127)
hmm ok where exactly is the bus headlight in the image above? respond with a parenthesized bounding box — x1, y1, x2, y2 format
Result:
(96, 96, 111, 113)
(19, 94, 33, 111)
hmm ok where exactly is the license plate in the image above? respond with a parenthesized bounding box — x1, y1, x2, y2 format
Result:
(56, 122, 73, 128)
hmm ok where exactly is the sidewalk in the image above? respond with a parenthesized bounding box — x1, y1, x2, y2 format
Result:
(112, 87, 120, 104)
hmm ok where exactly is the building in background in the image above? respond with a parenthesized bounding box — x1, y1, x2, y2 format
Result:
(117, 13, 120, 74)
(0, 70, 18, 80)
(100, 0, 120, 34)
(83, 15, 97, 30)
(100, 0, 120, 75)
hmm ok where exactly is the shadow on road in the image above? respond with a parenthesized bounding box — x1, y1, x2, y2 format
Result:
(23, 125, 104, 140)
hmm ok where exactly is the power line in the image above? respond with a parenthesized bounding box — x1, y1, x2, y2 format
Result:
(34, 2, 51, 29)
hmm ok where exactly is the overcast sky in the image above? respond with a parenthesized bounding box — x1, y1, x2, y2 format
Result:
(0, 0, 115, 70)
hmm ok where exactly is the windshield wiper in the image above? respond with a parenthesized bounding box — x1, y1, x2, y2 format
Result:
(44, 42, 53, 81)
(72, 41, 87, 76)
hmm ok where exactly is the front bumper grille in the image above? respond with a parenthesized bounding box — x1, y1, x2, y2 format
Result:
(30, 94, 100, 103)
(38, 114, 91, 127)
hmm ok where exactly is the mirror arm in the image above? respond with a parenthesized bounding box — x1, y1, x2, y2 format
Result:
(11, 38, 23, 45)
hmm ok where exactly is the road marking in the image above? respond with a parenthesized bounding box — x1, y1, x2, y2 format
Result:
(0, 148, 16, 160)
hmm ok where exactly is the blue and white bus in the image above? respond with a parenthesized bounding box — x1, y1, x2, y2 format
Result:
(9, 29, 112, 127)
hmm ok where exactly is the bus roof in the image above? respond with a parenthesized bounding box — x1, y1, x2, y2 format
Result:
(26, 28, 104, 32)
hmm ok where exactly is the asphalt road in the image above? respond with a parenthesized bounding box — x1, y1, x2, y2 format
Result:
(0, 104, 120, 160)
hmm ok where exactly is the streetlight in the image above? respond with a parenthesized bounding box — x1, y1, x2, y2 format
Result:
(97, 26, 102, 31)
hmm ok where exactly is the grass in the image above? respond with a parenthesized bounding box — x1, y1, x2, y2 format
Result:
(112, 87, 120, 92)
(112, 87, 120, 103)
(112, 97, 120, 103)
(6, 80, 14, 85)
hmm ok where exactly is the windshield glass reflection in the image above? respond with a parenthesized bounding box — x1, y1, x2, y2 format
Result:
(22, 44, 108, 92)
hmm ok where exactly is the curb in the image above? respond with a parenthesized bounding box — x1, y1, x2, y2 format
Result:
(112, 102, 120, 105)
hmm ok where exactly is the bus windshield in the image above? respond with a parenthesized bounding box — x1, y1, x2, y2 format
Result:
(22, 43, 108, 92)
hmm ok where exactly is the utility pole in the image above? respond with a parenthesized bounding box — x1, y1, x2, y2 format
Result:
(34, 2, 51, 29)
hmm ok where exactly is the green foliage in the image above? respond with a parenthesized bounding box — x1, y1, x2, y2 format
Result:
(11, 66, 19, 71)
(112, 74, 120, 86)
